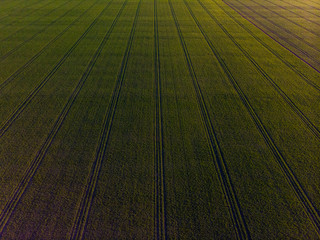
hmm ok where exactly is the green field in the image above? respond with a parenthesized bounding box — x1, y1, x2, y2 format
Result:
(0, 0, 320, 238)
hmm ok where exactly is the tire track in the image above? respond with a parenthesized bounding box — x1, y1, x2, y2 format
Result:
(196, 0, 320, 142)
(0, 0, 116, 235)
(0, 1, 28, 22)
(228, 0, 320, 65)
(185, 0, 320, 236)
(168, 1, 251, 239)
(302, 0, 320, 7)
(287, 0, 320, 14)
(212, 0, 320, 92)
(250, 0, 320, 38)
(0, 0, 85, 61)
(0, 0, 43, 23)
(264, 0, 320, 28)
(154, 0, 167, 239)
(223, 0, 320, 74)
(0, 0, 97, 91)
(275, 0, 320, 19)
(69, 0, 141, 238)
(0, 0, 67, 42)
(0, 0, 111, 137)
(231, 0, 320, 54)
(0, 0, 55, 32)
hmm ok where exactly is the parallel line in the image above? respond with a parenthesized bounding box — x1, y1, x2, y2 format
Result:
(228, 0, 320, 66)
(198, 0, 320, 141)
(0, 1, 27, 21)
(190, 0, 320, 236)
(69, 0, 141, 239)
(0, 0, 44, 23)
(154, 0, 167, 238)
(0, 0, 98, 91)
(0, 0, 67, 42)
(169, 0, 251, 239)
(212, 0, 320, 92)
(264, 0, 320, 28)
(0, 0, 85, 61)
(231, 0, 320, 55)
(0, 0, 109, 137)
(223, 0, 320, 74)
(0, 0, 115, 235)
(286, 0, 320, 14)
(251, 0, 320, 38)
(0, 0, 55, 33)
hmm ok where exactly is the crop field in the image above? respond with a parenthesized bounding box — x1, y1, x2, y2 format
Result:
(225, 0, 320, 73)
(0, 0, 320, 239)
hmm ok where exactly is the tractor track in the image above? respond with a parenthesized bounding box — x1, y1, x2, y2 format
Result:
(0, 0, 69, 43)
(0, 0, 56, 34)
(223, 0, 320, 74)
(0, 0, 85, 62)
(211, 0, 320, 92)
(0, 0, 44, 23)
(154, 0, 167, 238)
(169, 0, 251, 239)
(250, 0, 320, 38)
(231, 0, 320, 54)
(186, 0, 320, 236)
(227, 0, 320, 68)
(0, 0, 98, 91)
(263, 0, 320, 28)
(287, 0, 320, 14)
(0, 0, 31, 22)
(0, 0, 111, 137)
(69, 0, 141, 238)
(0, 0, 117, 235)
(196, 0, 320, 142)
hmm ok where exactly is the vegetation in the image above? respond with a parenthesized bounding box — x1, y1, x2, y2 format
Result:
(0, 0, 319, 238)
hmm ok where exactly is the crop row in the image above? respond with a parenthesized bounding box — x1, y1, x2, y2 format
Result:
(0, 0, 319, 238)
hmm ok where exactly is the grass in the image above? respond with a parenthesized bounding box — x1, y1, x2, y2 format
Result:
(0, 0, 320, 238)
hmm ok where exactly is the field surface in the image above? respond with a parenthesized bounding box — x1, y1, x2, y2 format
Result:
(0, 0, 320, 239)
(225, 0, 320, 73)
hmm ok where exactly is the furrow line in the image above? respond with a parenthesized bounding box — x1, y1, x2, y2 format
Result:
(251, 0, 320, 38)
(0, 0, 86, 61)
(287, 0, 320, 13)
(69, 0, 141, 239)
(154, 0, 167, 238)
(188, 0, 320, 236)
(279, 0, 320, 18)
(264, 0, 320, 28)
(1, 0, 68, 42)
(0, 1, 27, 22)
(0, 0, 43, 23)
(0, 0, 115, 235)
(168, 1, 250, 239)
(304, 0, 320, 7)
(196, 0, 320, 141)
(212, 0, 320, 92)
(0, 0, 110, 137)
(0, 0, 98, 91)
(231, 0, 320, 55)
(223, 0, 320, 73)
(0, 0, 55, 32)
(0, 0, 28, 16)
